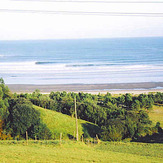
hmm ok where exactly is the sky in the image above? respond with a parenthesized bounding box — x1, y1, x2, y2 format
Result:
(0, 0, 163, 40)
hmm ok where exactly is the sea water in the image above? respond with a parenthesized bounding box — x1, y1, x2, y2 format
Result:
(0, 37, 163, 84)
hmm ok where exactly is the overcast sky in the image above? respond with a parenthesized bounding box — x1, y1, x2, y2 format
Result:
(0, 0, 163, 40)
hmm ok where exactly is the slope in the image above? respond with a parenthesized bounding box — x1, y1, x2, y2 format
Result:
(33, 105, 101, 140)
(149, 104, 163, 127)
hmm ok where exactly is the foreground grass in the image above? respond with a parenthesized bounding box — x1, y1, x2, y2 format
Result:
(33, 105, 100, 139)
(149, 105, 163, 127)
(0, 140, 163, 163)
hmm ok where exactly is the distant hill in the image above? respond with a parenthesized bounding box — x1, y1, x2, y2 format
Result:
(33, 105, 101, 140)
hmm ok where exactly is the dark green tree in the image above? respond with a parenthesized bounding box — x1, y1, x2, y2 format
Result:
(8, 98, 40, 137)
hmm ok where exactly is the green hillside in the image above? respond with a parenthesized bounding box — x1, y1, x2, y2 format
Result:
(33, 105, 101, 140)
(149, 105, 163, 127)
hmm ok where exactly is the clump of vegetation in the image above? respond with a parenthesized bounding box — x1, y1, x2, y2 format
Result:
(0, 78, 51, 140)
(7, 98, 51, 140)
(0, 78, 12, 140)
(0, 78, 163, 142)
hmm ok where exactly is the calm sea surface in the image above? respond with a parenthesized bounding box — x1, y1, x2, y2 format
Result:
(0, 37, 163, 84)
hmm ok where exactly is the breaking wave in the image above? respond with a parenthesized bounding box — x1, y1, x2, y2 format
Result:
(35, 61, 57, 65)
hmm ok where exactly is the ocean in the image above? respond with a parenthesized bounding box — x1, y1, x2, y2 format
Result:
(0, 37, 163, 84)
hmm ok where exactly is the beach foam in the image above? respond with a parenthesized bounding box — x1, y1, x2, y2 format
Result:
(0, 37, 163, 84)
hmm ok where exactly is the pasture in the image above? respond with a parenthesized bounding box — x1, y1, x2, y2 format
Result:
(33, 105, 100, 140)
(0, 140, 163, 162)
(149, 105, 163, 127)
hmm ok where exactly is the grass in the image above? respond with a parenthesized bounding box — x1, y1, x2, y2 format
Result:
(149, 104, 163, 127)
(1, 102, 163, 162)
(0, 140, 162, 163)
(33, 105, 100, 140)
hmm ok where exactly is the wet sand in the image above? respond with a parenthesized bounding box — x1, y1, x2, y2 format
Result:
(7, 82, 163, 94)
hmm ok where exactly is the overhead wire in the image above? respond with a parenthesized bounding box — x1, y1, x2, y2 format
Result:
(2, 0, 163, 17)
(11, 0, 163, 3)
(0, 8, 163, 17)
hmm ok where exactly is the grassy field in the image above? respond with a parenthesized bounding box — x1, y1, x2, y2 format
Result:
(33, 105, 100, 140)
(0, 140, 163, 163)
(149, 104, 163, 127)
(1, 103, 163, 162)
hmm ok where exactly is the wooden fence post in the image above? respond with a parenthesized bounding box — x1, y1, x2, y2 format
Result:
(26, 131, 28, 145)
(81, 135, 84, 143)
(96, 134, 99, 144)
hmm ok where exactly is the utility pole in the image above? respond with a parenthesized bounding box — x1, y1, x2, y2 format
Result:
(74, 95, 79, 141)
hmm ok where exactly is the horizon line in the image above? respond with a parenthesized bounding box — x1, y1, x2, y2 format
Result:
(0, 36, 163, 41)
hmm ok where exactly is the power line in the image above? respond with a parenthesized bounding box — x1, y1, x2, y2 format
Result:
(11, 0, 163, 3)
(1, 9, 163, 17)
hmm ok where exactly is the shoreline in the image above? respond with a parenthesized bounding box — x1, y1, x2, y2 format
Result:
(7, 82, 163, 94)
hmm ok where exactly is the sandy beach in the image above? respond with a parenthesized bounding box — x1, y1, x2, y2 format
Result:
(7, 82, 163, 94)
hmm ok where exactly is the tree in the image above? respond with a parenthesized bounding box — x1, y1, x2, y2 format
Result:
(0, 118, 12, 140)
(154, 92, 163, 104)
(131, 100, 141, 110)
(0, 100, 9, 120)
(117, 95, 125, 106)
(32, 89, 41, 98)
(0, 87, 3, 99)
(101, 122, 125, 141)
(124, 93, 133, 108)
(8, 98, 40, 137)
(0, 78, 4, 84)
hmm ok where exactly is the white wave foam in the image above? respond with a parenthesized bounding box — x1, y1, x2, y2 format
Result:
(0, 61, 163, 75)
(0, 61, 68, 73)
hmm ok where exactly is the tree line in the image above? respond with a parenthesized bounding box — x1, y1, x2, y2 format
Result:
(0, 78, 163, 141)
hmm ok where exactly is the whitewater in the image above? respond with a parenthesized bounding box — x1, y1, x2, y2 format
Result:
(0, 37, 163, 84)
